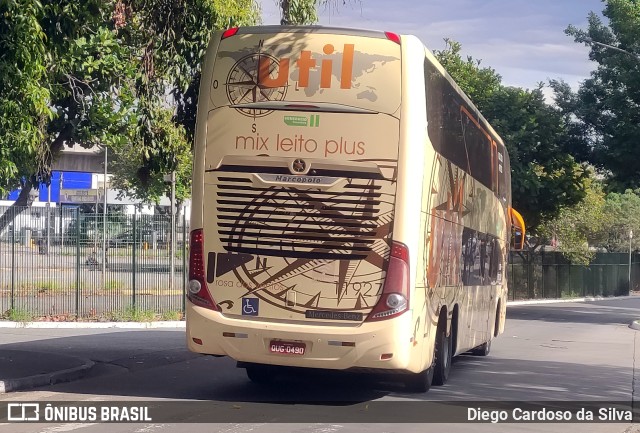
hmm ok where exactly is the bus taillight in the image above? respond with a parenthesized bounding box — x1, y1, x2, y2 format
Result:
(366, 241, 410, 321)
(385, 32, 401, 45)
(187, 229, 220, 311)
(221, 27, 239, 40)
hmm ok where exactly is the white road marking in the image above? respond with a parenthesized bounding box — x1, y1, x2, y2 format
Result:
(38, 423, 97, 433)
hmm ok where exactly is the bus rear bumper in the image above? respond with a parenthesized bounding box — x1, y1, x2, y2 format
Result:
(186, 300, 419, 372)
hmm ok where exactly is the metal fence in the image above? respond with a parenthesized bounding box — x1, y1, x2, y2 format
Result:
(2, 204, 638, 318)
(0, 206, 188, 319)
(508, 250, 640, 301)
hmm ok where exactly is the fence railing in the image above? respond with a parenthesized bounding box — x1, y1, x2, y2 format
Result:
(1, 205, 638, 318)
(508, 250, 639, 301)
(0, 206, 188, 319)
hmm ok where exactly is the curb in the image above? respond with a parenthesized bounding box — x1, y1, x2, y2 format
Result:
(508, 297, 604, 306)
(0, 357, 95, 394)
(508, 295, 637, 306)
(0, 321, 185, 329)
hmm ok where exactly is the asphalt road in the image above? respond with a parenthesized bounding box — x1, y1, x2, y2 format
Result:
(0, 297, 639, 433)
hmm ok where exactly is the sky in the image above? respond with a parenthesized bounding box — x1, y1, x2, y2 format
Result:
(257, 0, 606, 92)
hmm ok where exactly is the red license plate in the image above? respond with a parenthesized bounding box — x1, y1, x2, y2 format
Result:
(269, 340, 306, 355)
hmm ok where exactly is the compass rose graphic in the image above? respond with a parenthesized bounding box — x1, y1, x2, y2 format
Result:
(225, 52, 288, 117)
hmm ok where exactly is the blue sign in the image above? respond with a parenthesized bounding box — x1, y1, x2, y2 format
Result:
(241, 298, 259, 316)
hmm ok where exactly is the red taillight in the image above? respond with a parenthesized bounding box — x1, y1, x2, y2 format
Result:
(221, 27, 239, 40)
(187, 229, 220, 311)
(366, 241, 410, 322)
(385, 31, 401, 45)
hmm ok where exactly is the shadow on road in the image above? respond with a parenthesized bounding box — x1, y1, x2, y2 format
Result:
(0, 329, 633, 404)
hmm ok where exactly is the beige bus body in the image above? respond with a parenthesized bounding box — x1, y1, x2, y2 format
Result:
(187, 26, 510, 380)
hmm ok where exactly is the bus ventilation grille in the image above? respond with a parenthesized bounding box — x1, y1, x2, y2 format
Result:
(214, 175, 394, 260)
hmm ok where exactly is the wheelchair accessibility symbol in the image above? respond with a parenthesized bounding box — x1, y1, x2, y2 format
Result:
(242, 298, 259, 316)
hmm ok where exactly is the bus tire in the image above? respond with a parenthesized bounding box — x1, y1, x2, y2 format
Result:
(245, 364, 277, 384)
(403, 366, 434, 393)
(432, 326, 452, 386)
(471, 339, 491, 356)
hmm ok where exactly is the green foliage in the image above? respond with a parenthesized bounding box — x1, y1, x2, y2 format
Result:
(0, 0, 138, 235)
(600, 189, 640, 252)
(279, 0, 318, 25)
(556, 0, 640, 190)
(110, 108, 192, 204)
(434, 41, 588, 233)
(433, 40, 502, 109)
(279, 0, 358, 26)
(160, 310, 183, 321)
(107, 0, 258, 204)
(103, 280, 125, 291)
(538, 177, 608, 264)
(108, 306, 156, 322)
(0, 0, 260, 221)
(4, 308, 34, 322)
(0, 0, 51, 196)
(539, 180, 640, 263)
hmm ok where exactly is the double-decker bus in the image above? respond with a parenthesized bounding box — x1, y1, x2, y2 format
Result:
(186, 26, 525, 391)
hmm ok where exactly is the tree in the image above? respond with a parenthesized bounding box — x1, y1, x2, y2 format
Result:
(107, 0, 259, 204)
(434, 40, 589, 235)
(279, 0, 318, 25)
(278, 0, 356, 25)
(432, 39, 501, 110)
(555, 0, 640, 190)
(0, 0, 137, 234)
(600, 189, 640, 252)
(538, 177, 609, 265)
(0, 1, 51, 197)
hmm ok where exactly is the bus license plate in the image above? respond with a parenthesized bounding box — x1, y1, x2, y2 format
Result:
(269, 341, 306, 356)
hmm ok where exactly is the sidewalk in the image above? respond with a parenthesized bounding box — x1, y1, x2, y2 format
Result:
(0, 349, 95, 393)
(0, 321, 185, 393)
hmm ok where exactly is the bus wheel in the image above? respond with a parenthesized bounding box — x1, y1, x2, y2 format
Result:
(432, 326, 452, 386)
(403, 366, 434, 393)
(471, 339, 491, 356)
(245, 364, 277, 384)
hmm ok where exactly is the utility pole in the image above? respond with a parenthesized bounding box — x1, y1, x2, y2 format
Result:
(630, 230, 634, 292)
(59, 172, 64, 248)
(46, 177, 51, 254)
(170, 170, 176, 292)
(164, 170, 176, 291)
(102, 146, 108, 285)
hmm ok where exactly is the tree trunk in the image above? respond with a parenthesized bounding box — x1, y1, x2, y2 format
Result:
(0, 122, 72, 236)
(280, 0, 291, 25)
(0, 179, 36, 235)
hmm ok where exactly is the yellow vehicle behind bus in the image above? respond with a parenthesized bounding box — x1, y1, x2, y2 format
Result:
(186, 25, 524, 392)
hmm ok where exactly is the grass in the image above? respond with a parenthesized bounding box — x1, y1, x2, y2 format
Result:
(103, 280, 124, 291)
(4, 308, 34, 322)
(19, 280, 64, 292)
(560, 290, 583, 299)
(160, 310, 183, 321)
(107, 306, 157, 322)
